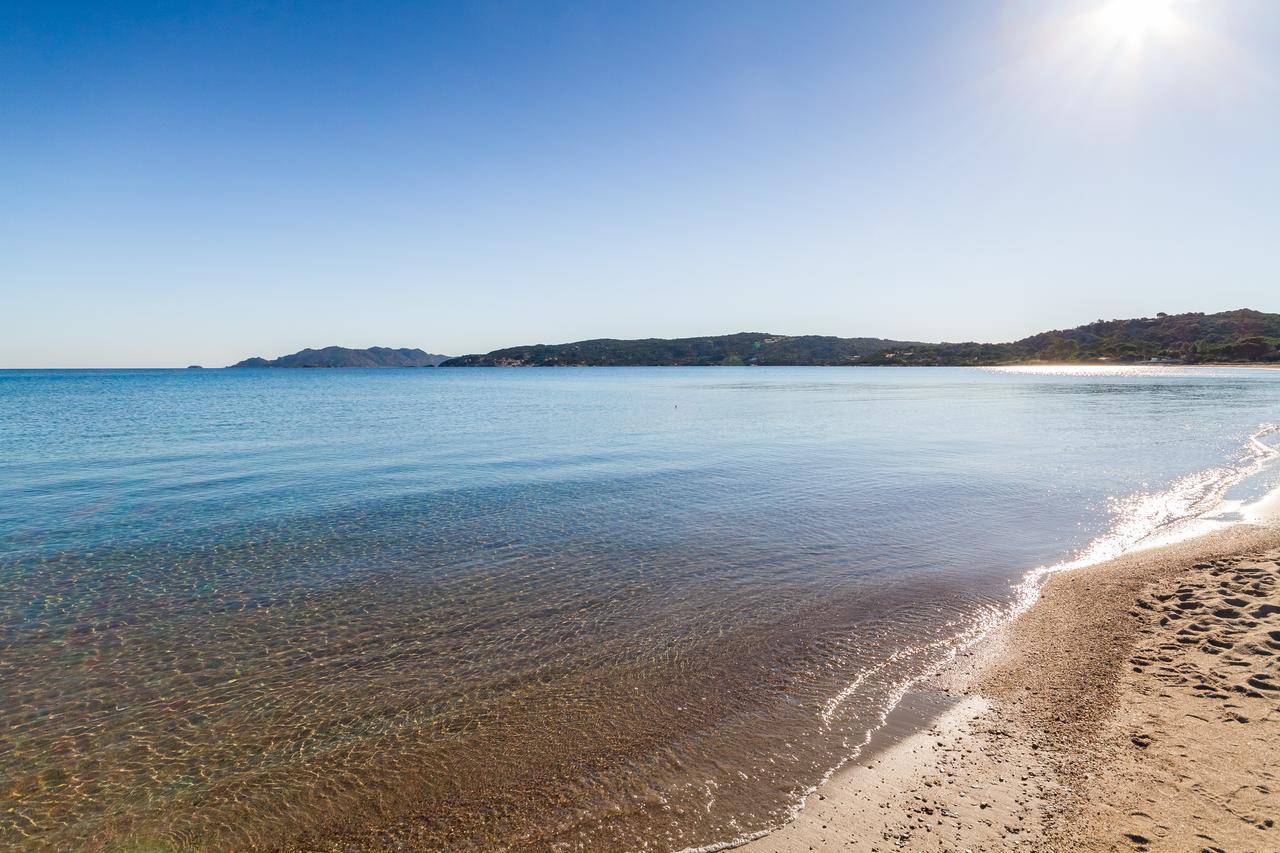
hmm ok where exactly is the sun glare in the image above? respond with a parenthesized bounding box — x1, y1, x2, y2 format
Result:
(1098, 0, 1182, 41)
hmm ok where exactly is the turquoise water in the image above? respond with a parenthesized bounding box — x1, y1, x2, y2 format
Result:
(1, 365, 1277, 850)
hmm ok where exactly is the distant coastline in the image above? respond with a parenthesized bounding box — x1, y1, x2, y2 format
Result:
(436, 309, 1279, 367)
(229, 309, 1280, 369)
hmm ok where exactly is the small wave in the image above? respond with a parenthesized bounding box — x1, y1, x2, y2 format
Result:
(690, 424, 1280, 853)
(1013, 423, 1280, 614)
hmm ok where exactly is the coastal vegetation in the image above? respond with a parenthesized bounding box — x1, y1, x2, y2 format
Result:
(439, 309, 1280, 367)
(440, 333, 912, 367)
(227, 310, 1280, 368)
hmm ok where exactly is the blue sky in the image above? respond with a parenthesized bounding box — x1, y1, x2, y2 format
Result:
(3, 1, 1278, 366)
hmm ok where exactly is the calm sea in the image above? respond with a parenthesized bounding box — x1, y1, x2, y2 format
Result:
(1, 366, 1277, 850)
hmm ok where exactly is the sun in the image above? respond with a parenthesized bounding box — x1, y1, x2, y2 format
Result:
(1098, 0, 1181, 41)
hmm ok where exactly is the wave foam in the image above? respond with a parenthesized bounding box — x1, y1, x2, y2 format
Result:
(685, 423, 1280, 853)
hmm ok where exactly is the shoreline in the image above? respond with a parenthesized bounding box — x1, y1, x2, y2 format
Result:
(740, 521, 1280, 852)
(7, 362, 1277, 371)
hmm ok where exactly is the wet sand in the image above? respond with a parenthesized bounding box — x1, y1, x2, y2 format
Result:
(742, 522, 1280, 852)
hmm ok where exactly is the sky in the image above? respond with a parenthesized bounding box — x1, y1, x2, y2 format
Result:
(3, 1, 1278, 367)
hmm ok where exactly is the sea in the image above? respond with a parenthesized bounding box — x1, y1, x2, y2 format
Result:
(1, 365, 1278, 850)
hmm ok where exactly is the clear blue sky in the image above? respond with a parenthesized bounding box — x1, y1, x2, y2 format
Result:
(3, 1, 1278, 366)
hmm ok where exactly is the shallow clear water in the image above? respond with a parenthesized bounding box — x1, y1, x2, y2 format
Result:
(1, 365, 1277, 850)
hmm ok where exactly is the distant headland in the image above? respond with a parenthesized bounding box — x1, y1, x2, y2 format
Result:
(230, 346, 450, 368)
(229, 310, 1280, 368)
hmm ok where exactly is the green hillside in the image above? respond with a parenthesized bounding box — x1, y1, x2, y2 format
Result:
(440, 333, 919, 367)
(440, 310, 1280, 367)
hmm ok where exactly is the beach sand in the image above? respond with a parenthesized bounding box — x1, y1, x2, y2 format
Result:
(742, 522, 1280, 852)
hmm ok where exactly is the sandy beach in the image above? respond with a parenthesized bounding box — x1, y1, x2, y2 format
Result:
(743, 522, 1280, 852)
